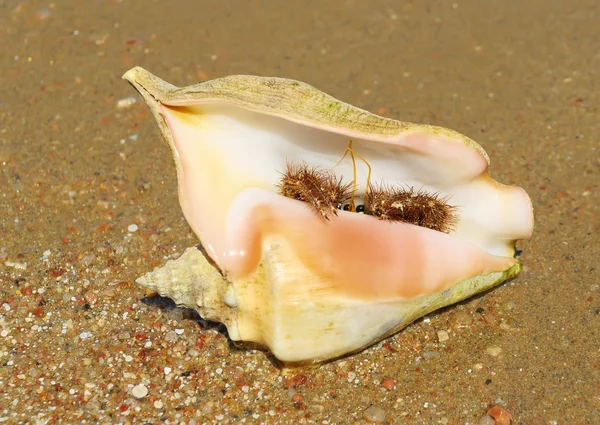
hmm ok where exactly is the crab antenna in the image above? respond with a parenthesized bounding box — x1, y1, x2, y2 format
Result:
(349, 141, 357, 211)
(332, 146, 350, 168)
(348, 143, 372, 198)
(332, 140, 373, 212)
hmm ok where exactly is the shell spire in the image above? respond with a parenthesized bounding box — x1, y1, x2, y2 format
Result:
(136, 246, 237, 336)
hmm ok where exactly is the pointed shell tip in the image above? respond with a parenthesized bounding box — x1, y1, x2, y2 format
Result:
(122, 66, 142, 82)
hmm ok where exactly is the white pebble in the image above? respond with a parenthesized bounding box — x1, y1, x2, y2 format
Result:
(1, 304, 10, 311)
(437, 330, 449, 342)
(4, 261, 27, 270)
(478, 414, 496, 425)
(175, 328, 184, 335)
(127, 224, 138, 232)
(131, 384, 148, 398)
(164, 367, 172, 375)
(0, 330, 9, 337)
(154, 400, 163, 409)
(116, 97, 137, 109)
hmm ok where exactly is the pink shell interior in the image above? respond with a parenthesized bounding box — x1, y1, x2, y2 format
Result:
(158, 102, 532, 300)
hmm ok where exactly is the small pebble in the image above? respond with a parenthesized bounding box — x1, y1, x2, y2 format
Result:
(486, 346, 502, 357)
(487, 405, 512, 425)
(127, 224, 138, 233)
(381, 378, 395, 390)
(116, 97, 137, 109)
(84, 291, 98, 305)
(286, 373, 308, 388)
(164, 330, 178, 342)
(437, 330, 449, 342)
(363, 405, 386, 423)
(131, 384, 148, 398)
(479, 414, 496, 425)
(118, 331, 131, 340)
(154, 400, 164, 409)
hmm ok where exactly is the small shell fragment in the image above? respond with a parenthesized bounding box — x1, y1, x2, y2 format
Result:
(487, 406, 513, 425)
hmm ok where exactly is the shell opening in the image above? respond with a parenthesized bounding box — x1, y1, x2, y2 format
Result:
(277, 140, 458, 233)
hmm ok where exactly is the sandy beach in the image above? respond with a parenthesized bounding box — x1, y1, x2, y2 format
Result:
(1, 1, 598, 423)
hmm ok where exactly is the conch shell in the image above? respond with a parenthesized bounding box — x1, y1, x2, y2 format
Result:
(123, 67, 534, 365)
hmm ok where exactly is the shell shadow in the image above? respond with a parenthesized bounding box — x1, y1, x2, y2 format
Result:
(140, 294, 225, 333)
(140, 294, 275, 363)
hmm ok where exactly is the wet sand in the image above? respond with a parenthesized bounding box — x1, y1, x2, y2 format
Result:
(1, 0, 598, 424)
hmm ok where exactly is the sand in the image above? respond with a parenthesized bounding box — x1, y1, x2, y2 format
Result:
(1, 0, 598, 424)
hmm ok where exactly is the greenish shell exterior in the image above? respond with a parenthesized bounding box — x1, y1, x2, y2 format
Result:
(123, 67, 490, 163)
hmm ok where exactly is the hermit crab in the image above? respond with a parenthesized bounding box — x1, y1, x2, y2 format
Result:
(123, 67, 533, 365)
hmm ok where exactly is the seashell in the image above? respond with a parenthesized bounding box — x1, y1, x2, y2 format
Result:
(123, 67, 534, 365)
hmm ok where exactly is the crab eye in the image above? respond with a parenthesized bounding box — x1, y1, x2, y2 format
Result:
(340, 203, 351, 211)
(356, 204, 365, 213)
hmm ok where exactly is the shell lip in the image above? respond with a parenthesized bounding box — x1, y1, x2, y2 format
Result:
(122, 66, 491, 164)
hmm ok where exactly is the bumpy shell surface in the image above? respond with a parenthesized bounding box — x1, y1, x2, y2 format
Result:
(125, 67, 533, 364)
